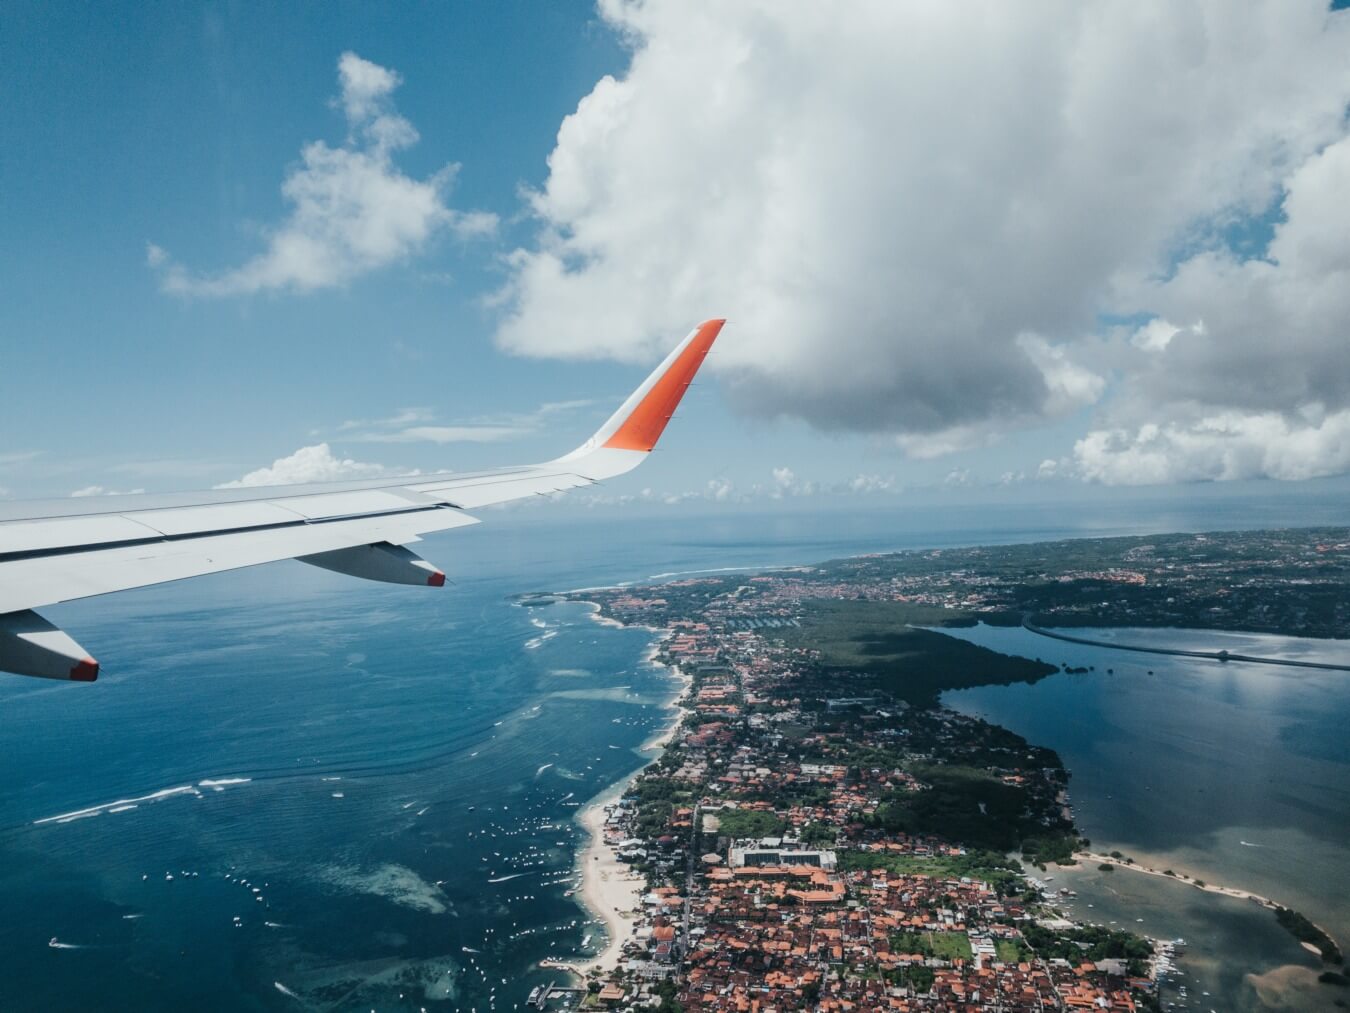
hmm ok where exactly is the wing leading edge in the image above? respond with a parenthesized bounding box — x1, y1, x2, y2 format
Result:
(0, 319, 724, 681)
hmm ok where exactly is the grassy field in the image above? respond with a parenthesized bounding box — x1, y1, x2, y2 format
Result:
(713, 808, 785, 839)
(888, 929, 974, 962)
(928, 931, 974, 961)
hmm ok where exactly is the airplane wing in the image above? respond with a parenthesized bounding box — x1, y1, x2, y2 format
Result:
(0, 319, 723, 681)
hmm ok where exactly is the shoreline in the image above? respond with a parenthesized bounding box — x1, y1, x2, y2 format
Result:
(542, 611, 691, 982)
(1075, 851, 1342, 959)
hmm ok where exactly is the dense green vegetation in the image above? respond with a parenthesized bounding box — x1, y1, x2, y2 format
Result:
(807, 528, 1350, 641)
(865, 763, 1075, 858)
(882, 964, 935, 992)
(838, 848, 1023, 891)
(1275, 906, 1343, 963)
(1019, 834, 1081, 867)
(1021, 923, 1152, 976)
(632, 778, 692, 804)
(781, 600, 1056, 704)
(799, 821, 837, 846)
(636, 799, 674, 835)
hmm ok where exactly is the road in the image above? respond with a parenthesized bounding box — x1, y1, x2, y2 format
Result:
(1022, 620, 1350, 672)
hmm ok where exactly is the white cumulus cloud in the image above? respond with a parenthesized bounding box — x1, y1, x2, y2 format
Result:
(154, 52, 495, 297)
(494, 0, 1350, 481)
(216, 443, 400, 488)
(847, 473, 897, 494)
(69, 485, 146, 498)
(355, 425, 524, 445)
(1074, 410, 1350, 485)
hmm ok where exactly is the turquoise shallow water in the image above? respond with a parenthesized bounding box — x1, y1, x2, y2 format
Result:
(944, 624, 1350, 1013)
(1, 500, 1346, 1010)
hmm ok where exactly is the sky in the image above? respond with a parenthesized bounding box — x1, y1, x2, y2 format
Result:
(3, 1, 1350, 512)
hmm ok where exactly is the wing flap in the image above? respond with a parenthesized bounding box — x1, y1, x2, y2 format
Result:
(269, 489, 435, 520)
(0, 515, 165, 556)
(134, 501, 309, 536)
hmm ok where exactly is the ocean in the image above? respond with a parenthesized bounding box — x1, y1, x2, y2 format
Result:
(1, 495, 1346, 1010)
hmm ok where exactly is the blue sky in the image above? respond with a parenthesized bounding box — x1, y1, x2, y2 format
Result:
(2, 3, 649, 495)
(3, 2, 1349, 509)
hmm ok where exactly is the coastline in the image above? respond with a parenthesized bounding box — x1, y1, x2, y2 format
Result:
(1076, 851, 1342, 959)
(543, 613, 692, 981)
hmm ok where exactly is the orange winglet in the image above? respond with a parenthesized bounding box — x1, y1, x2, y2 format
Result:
(603, 319, 725, 451)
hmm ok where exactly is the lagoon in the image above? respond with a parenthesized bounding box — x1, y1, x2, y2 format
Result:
(944, 624, 1350, 1012)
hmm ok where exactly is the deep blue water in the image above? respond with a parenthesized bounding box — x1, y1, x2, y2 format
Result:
(1, 497, 1346, 1010)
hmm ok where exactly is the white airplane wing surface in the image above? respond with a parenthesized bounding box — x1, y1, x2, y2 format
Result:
(0, 319, 724, 681)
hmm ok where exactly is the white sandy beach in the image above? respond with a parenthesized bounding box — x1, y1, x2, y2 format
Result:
(1075, 851, 1342, 955)
(575, 784, 648, 973)
(546, 625, 692, 978)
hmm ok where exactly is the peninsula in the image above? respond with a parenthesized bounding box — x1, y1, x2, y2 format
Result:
(532, 526, 1348, 1011)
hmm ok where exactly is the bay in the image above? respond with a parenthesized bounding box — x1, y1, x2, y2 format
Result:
(944, 624, 1350, 1012)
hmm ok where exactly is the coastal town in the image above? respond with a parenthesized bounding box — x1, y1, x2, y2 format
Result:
(529, 528, 1350, 1011)
(546, 582, 1154, 1010)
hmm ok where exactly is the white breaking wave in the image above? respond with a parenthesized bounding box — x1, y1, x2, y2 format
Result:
(35, 786, 198, 825)
(536, 763, 554, 776)
(274, 981, 300, 999)
(34, 777, 251, 826)
(524, 630, 559, 650)
(199, 778, 251, 792)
